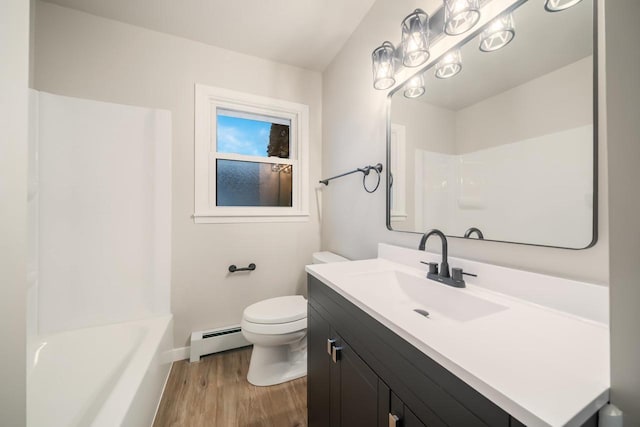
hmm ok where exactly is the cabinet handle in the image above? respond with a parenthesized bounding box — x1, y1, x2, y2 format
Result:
(327, 339, 336, 355)
(332, 346, 343, 363)
(388, 413, 400, 427)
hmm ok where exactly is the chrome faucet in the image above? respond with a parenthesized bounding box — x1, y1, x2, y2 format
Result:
(419, 229, 474, 288)
(464, 227, 484, 239)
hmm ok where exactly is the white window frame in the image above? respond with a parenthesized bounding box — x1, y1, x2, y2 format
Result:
(194, 84, 309, 223)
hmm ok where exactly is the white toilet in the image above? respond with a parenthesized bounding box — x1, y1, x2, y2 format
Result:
(241, 251, 348, 386)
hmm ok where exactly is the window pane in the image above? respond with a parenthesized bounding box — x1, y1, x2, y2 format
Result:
(217, 109, 290, 158)
(216, 159, 293, 207)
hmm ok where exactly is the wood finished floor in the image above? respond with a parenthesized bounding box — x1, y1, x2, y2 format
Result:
(153, 347, 308, 427)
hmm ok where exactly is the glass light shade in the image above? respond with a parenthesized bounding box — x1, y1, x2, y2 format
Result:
(372, 41, 396, 90)
(401, 9, 430, 67)
(404, 74, 425, 98)
(444, 0, 481, 35)
(544, 0, 584, 11)
(479, 13, 515, 52)
(435, 50, 462, 79)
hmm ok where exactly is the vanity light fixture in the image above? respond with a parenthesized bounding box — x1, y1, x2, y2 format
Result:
(479, 13, 515, 52)
(435, 49, 462, 79)
(444, 0, 481, 35)
(544, 0, 584, 12)
(404, 74, 426, 98)
(370, 3, 515, 90)
(372, 41, 397, 90)
(401, 9, 430, 67)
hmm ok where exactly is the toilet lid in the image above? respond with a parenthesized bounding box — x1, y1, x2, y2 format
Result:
(243, 295, 307, 324)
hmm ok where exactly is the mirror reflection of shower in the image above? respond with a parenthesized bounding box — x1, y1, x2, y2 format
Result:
(387, 0, 596, 249)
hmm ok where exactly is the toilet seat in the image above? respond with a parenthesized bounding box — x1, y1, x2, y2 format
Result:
(243, 295, 307, 324)
(241, 317, 307, 335)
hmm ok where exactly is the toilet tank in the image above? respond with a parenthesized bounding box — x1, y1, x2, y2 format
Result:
(312, 251, 348, 264)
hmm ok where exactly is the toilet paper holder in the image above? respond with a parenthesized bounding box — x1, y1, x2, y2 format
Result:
(228, 263, 257, 273)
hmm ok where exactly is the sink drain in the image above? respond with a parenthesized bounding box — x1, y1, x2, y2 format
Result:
(413, 308, 430, 318)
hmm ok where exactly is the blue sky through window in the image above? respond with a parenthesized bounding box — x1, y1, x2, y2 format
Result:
(217, 115, 271, 157)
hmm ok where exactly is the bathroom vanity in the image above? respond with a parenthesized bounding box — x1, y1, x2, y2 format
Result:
(306, 245, 609, 427)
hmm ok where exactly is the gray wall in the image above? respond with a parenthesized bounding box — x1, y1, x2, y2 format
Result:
(455, 56, 593, 154)
(321, 0, 608, 285)
(0, 0, 29, 424)
(605, 0, 640, 424)
(34, 1, 323, 348)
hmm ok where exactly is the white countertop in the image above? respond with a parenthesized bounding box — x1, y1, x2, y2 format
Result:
(306, 247, 609, 427)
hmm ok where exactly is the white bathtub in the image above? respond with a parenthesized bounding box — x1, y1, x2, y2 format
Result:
(27, 315, 173, 427)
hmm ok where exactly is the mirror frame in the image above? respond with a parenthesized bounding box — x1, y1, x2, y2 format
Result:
(385, 0, 598, 250)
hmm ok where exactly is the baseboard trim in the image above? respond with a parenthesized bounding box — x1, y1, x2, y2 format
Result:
(171, 346, 190, 362)
(171, 342, 254, 363)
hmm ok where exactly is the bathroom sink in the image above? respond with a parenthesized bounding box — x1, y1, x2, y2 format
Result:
(348, 270, 507, 322)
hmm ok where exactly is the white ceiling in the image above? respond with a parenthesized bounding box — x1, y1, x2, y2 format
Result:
(40, 0, 377, 71)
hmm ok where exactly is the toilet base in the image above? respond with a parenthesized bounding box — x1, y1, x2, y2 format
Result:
(246, 336, 307, 387)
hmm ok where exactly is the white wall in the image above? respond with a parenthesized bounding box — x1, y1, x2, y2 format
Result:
(322, 0, 609, 285)
(605, 0, 640, 423)
(0, 0, 29, 424)
(455, 56, 593, 153)
(33, 1, 322, 347)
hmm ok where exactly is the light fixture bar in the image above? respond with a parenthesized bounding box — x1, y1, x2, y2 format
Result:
(371, 0, 521, 91)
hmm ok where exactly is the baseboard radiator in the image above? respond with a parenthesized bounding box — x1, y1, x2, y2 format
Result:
(189, 325, 251, 363)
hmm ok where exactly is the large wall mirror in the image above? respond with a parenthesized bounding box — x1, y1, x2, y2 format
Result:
(387, 0, 596, 249)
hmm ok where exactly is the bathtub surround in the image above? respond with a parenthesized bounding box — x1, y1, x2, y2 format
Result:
(33, 0, 323, 348)
(33, 92, 171, 334)
(0, 0, 30, 424)
(27, 91, 173, 426)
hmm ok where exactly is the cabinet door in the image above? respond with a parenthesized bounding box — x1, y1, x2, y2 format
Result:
(308, 305, 332, 427)
(385, 390, 428, 427)
(404, 406, 427, 427)
(334, 337, 379, 427)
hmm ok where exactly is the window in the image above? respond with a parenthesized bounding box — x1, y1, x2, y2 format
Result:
(194, 85, 309, 223)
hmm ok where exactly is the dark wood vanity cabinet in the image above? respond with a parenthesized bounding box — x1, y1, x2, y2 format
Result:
(308, 304, 380, 426)
(308, 305, 332, 426)
(308, 274, 603, 427)
(308, 302, 423, 427)
(307, 274, 508, 427)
